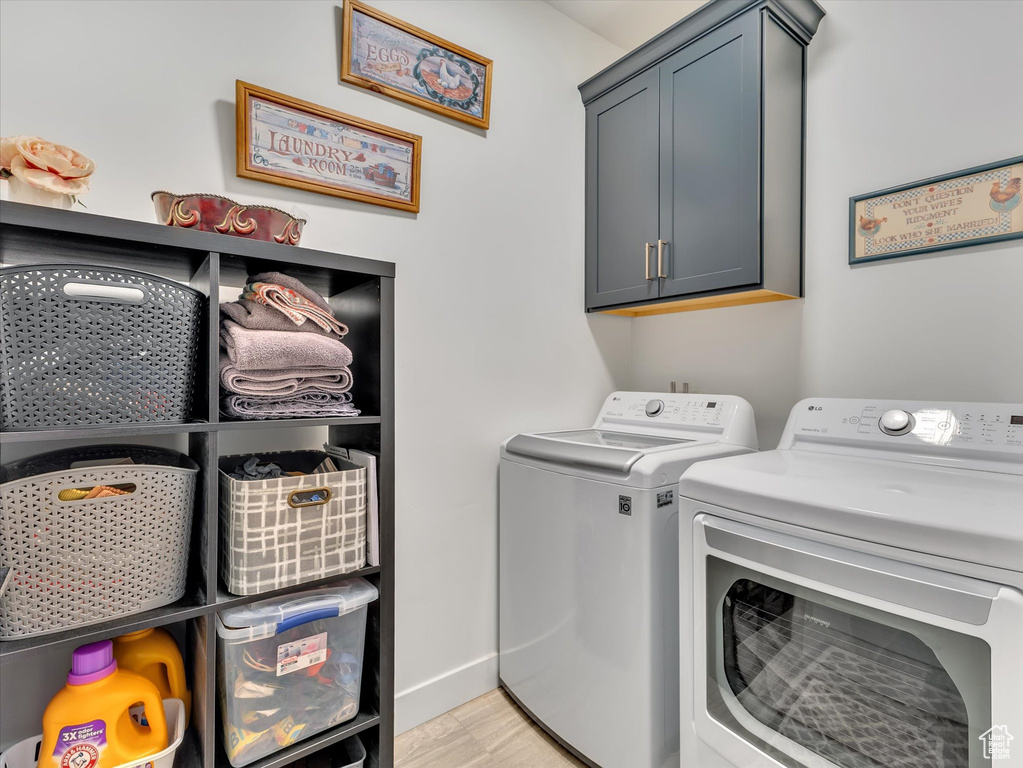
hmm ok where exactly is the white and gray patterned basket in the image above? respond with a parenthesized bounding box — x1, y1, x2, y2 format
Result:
(0, 446, 198, 639)
(0, 264, 203, 429)
(219, 451, 367, 596)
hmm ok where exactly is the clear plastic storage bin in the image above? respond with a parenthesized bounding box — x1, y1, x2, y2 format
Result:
(216, 578, 378, 767)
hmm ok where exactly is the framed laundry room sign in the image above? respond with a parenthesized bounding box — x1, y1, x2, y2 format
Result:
(850, 156, 1023, 264)
(340, 0, 493, 130)
(236, 80, 422, 213)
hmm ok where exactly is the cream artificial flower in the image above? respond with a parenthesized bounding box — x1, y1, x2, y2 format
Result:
(2, 136, 95, 196)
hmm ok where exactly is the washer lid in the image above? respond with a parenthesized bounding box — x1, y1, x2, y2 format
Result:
(680, 450, 1023, 572)
(506, 430, 694, 473)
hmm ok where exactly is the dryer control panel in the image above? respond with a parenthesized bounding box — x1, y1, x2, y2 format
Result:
(782, 399, 1023, 464)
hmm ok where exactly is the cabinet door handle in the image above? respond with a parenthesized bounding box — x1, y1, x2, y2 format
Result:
(657, 240, 669, 279)
(645, 242, 655, 281)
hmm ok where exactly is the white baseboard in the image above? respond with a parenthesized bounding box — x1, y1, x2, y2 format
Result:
(394, 651, 500, 735)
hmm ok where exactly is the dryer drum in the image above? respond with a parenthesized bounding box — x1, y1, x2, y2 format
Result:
(722, 579, 970, 768)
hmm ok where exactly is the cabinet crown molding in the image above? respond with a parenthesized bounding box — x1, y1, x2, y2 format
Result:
(578, 0, 825, 105)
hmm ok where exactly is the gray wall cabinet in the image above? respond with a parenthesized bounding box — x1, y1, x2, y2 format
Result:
(585, 69, 660, 307)
(580, 0, 825, 317)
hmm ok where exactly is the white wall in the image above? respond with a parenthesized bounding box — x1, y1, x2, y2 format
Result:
(630, 0, 1023, 447)
(0, 0, 628, 733)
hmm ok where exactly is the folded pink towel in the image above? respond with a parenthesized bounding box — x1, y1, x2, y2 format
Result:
(220, 356, 353, 396)
(220, 321, 352, 371)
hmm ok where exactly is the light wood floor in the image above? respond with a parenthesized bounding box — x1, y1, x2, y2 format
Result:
(394, 688, 587, 768)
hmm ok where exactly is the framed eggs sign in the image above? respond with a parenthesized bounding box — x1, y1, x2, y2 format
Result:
(340, 0, 493, 130)
(850, 156, 1023, 264)
(236, 80, 422, 213)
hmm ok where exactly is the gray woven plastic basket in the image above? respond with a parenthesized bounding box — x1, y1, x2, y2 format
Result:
(0, 264, 203, 428)
(219, 451, 367, 596)
(0, 445, 198, 639)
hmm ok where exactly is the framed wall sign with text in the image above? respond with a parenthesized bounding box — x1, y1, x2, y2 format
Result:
(236, 80, 422, 213)
(850, 156, 1023, 264)
(341, 0, 493, 130)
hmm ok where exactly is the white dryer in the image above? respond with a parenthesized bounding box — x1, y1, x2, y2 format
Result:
(500, 391, 758, 768)
(679, 399, 1023, 768)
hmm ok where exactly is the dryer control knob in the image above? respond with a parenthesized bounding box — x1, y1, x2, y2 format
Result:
(879, 409, 914, 435)
(645, 399, 664, 417)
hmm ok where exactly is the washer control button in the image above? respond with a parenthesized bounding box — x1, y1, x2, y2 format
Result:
(645, 399, 665, 417)
(879, 409, 914, 435)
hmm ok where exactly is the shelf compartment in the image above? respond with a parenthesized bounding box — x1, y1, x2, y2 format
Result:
(0, 615, 208, 766)
(219, 255, 385, 304)
(215, 713, 379, 768)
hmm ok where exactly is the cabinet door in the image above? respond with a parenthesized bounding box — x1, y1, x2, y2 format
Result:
(658, 11, 761, 298)
(585, 69, 660, 310)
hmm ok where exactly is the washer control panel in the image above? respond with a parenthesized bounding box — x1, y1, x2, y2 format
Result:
(598, 392, 731, 429)
(789, 399, 1023, 453)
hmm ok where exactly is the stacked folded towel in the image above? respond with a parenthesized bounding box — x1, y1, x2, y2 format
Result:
(220, 272, 361, 420)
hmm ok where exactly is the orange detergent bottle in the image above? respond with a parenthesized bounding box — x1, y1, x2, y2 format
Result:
(113, 628, 192, 726)
(40, 640, 168, 768)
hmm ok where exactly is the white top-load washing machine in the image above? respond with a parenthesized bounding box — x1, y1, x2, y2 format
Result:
(679, 399, 1023, 768)
(500, 391, 758, 768)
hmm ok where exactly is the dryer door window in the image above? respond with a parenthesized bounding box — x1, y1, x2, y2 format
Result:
(706, 558, 991, 768)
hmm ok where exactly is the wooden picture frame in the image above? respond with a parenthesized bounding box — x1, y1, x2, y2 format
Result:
(340, 0, 493, 130)
(850, 156, 1023, 265)
(236, 80, 422, 213)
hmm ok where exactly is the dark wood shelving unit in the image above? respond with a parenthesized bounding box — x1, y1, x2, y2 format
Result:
(0, 201, 396, 768)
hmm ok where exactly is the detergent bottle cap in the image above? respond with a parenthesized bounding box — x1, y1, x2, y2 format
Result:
(68, 640, 118, 685)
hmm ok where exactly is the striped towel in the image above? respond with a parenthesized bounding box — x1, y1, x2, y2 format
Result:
(243, 282, 347, 336)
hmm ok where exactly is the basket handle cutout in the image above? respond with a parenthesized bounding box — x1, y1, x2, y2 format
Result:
(60, 280, 148, 304)
(288, 487, 332, 508)
(57, 483, 137, 502)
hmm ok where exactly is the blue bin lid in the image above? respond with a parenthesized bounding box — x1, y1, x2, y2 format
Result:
(217, 577, 378, 642)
